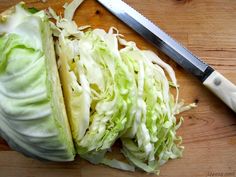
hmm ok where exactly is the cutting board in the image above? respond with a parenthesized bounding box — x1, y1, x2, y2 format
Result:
(0, 0, 236, 177)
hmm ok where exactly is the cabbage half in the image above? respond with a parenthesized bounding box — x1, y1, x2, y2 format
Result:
(0, 3, 75, 161)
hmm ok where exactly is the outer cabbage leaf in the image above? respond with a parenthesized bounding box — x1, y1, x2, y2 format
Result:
(0, 3, 75, 161)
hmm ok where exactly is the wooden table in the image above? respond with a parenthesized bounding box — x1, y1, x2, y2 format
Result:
(0, 0, 236, 177)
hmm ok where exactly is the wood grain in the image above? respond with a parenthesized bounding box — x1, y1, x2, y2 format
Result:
(0, 0, 236, 177)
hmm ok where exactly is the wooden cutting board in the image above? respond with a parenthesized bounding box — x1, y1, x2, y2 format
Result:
(0, 0, 236, 177)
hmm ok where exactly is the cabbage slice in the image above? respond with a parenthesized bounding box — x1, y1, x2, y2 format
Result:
(57, 27, 136, 162)
(0, 3, 75, 161)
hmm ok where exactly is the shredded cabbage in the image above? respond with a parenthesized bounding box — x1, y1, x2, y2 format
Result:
(49, 0, 195, 174)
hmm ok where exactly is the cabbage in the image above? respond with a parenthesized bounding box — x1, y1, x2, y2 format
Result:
(0, 0, 195, 174)
(0, 2, 75, 161)
(50, 1, 196, 173)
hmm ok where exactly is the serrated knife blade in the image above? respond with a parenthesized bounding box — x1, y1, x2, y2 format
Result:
(97, 0, 236, 113)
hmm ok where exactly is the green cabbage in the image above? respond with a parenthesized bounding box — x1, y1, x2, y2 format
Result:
(50, 1, 195, 173)
(0, 2, 75, 161)
(0, 1, 195, 174)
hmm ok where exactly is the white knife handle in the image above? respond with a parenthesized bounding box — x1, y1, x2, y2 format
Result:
(203, 71, 236, 112)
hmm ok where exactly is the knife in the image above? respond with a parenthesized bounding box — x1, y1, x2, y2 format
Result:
(97, 0, 236, 113)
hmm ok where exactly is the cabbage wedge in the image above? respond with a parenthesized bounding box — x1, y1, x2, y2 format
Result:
(0, 3, 75, 161)
(57, 27, 136, 163)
